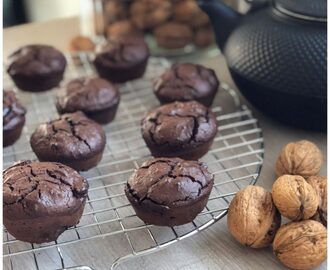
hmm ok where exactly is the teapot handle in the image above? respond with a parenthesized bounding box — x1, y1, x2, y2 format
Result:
(245, 0, 269, 12)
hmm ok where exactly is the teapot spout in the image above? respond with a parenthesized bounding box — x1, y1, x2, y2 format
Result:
(197, 0, 241, 51)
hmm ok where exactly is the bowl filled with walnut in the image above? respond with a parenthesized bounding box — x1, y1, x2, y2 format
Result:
(96, 0, 217, 56)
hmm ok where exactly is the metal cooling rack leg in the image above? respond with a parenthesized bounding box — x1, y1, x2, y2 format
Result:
(109, 210, 228, 270)
(110, 244, 168, 270)
(221, 83, 241, 108)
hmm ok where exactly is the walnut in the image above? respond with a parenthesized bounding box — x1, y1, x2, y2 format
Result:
(227, 185, 281, 248)
(273, 220, 327, 270)
(69, 36, 95, 52)
(306, 176, 327, 227)
(272, 175, 318, 221)
(275, 140, 323, 178)
(129, 0, 172, 30)
(104, 0, 127, 25)
(106, 20, 140, 39)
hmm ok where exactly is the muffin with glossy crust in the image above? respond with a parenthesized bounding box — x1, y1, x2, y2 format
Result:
(141, 101, 217, 160)
(30, 111, 106, 171)
(56, 77, 120, 124)
(94, 36, 149, 83)
(153, 63, 219, 106)
(3, 160, 88, 243)
(3, 90, 26, 147)
(7, 45, 67, 92)
(125, 157, 214, 226)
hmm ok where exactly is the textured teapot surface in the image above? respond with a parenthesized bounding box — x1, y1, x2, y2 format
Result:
(225, 8, 327, 98)
(198, 0, 327, 130)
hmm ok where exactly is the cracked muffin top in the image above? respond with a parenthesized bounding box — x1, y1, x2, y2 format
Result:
(153, 63, 219, 106)
(141, 101, 217, 148)
(7, 45, 67, 76)
(30, 111, 106, 160)
(56, 77, 120, 114)
(3, 160, 88, 219)
(3, 90, 26, 131)
(125, 157, 214, 207)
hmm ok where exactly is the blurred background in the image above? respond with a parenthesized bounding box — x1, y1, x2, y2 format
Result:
(4, 0, 250, 56)
(4, 0, 249, 27)
(4, 0, 80, 27)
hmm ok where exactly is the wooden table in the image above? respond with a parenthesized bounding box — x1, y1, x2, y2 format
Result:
(4, 17, 327, 270)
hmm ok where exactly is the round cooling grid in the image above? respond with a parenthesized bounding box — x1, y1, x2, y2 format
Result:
(3, 54, 264, 270)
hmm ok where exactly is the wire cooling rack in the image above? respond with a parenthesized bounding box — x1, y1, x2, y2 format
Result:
(3, 53, 264, 270)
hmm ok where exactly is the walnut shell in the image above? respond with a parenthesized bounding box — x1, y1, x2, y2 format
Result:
(129, 0, 172, 30)
(69, 36, 95, 52)
(272, 175, 318, 221)
(275, 140, 322, 178)
(273, 220, 327, 270)
(307, 176, 327, 227)
(173, 0, 210, 28)
(227, 185, 281, 248)
(106, 20, 140, 39)
(104, 0, 127, 25)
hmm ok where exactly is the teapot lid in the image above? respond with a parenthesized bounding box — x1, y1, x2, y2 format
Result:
(274, 0, 327, 22)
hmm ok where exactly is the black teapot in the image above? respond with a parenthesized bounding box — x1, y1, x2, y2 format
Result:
(198, 0, 327, 131)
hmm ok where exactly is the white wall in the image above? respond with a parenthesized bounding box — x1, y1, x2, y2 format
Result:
(23, 0, 81, 22)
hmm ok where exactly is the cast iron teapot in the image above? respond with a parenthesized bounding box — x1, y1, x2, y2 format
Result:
(198, 0, 327, 131)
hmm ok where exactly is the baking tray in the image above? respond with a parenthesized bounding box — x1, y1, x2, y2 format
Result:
(3, 53, 264, 270)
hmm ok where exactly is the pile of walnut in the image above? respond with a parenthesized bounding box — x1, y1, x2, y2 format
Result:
(227, 140, 327, 270)
(69, 0, 216, 52)
(103, 0, 215, 49)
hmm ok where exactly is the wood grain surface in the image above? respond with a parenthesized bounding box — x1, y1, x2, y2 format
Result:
(3, 17, 327, 270)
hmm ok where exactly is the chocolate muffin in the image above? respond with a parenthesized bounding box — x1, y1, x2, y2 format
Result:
(129, 0, 172, 30)
(3, 90, 26, 147)
(56, 77, 120, 124)
(7, 45, 67, 92)
(94, 36, 149, 83)
(141, 101, 218, 160)
(30, 111, 106, 171)
(173, 0, 210, 27)
(154, 22, 193, 49)
(125, 157, 214, 226)
(3, 160, 88, 243)
(153, 63, 219, 107)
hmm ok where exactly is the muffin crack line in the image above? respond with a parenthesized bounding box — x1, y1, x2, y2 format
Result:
(66, 118, 92, 151)
(48, 116, 92, 151)
(145, 110, 210, 146)
(128, 159, 210, 205)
